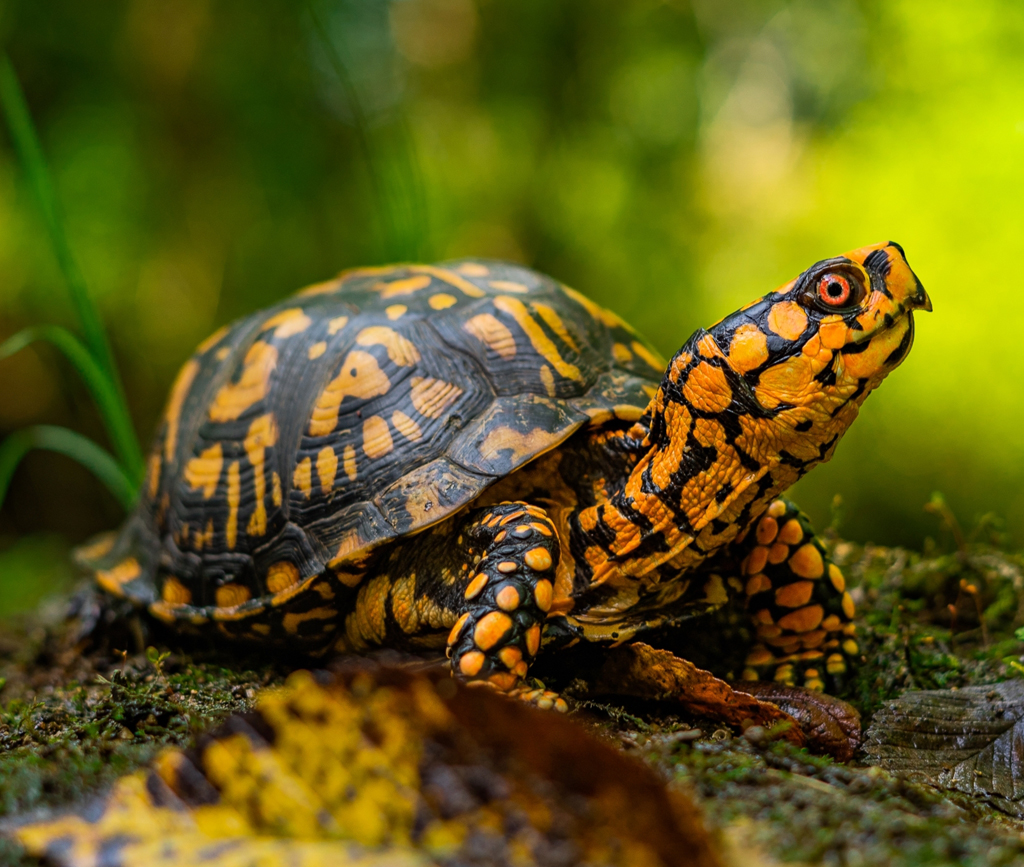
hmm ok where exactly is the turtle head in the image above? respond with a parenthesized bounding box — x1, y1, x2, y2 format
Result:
(705, 241, 930, 424)
(577, 242, 929, 573)
(636, 242, 929, 537)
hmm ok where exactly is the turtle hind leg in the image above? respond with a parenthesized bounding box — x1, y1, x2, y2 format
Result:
(738, 499, 859, 692)
(446, 501, 567, 711)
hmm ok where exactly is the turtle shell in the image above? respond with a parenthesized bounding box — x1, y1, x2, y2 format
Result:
(86, 260, 664, 623)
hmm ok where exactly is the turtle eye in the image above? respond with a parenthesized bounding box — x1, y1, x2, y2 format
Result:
(816, 273, 861, 308)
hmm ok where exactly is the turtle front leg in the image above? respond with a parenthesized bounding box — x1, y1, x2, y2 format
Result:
(446, 501, 566, 710)
(739, 499, 859, 692)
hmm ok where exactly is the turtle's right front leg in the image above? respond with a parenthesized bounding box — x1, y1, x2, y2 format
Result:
(445, 501, 566, 709)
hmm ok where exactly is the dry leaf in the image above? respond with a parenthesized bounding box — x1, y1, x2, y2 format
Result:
(9, 664, 726, 867)
(733, 681, 861, 762)
(865, 679, 1024, 816)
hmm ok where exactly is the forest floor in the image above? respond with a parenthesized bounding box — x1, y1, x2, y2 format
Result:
(1, 529, 1024, 866)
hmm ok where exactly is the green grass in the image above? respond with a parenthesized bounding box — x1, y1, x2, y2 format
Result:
(0, 53, 143, 513)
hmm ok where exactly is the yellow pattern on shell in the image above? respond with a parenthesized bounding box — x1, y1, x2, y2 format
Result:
(489, 279, 529, 293)
(183, 443, 223, 499)
(534, 302, 580, 352)
(308, 350, 391, 437)
(162, 577, 192, 605)
(429, 292, 457, 309)
(267, 561, 301, 594)
(375, 274, 432, 298)
(409, 377, 463, 418)
(295, 277, 341, 296)
(356, 325, 421, 366)
(463, 313, 517, 358)
(406, 264, 486, 298)
(10, 671, 425, 860)
(317, 445, 338, 494)
(77, 534, 115, 562)
(208, 342, 278, 423)
(244, 414, 278, 537)
(539, 365, 556, 397)
(194, 519, 214, 551)
(263, 308, 312, 338)
(386, 304, 407, 320)
(96, 558, 141, 596)
(225, 461, 241, 549)
(363, 415, 394, 459)
(493, 296, 581, 381)
(215, 583, 251, 608)
(611, 342, 633, 364)
(328, 316, 349, 335)
(562, 285, 625, 328)
(343, 445, 357, 481)
(391, 410, 423, 442)
(307, 341, 327, 360)
(479, 425, 563, 465)
(293, 457, 312, 498)
(147, 452, 161, 498)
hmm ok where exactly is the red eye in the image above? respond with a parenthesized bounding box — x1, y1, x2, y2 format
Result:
(817, 274, 852, 306)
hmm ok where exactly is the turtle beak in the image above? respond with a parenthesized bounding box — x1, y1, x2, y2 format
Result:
(907, 277, 932, 313)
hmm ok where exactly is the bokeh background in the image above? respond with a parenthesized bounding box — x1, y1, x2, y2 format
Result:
(1, 0, 1022, 611)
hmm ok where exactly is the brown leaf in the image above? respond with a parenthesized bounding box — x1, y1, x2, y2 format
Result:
(733, 681, 862, 761)
(593, 643, 806, 747)
(11, 664, 727, 867)
(864, 679, 1024, 816)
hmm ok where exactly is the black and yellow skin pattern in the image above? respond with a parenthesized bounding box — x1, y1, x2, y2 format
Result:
(85, 242, 929, 696)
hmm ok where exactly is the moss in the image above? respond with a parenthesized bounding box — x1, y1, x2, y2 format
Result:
(0, 613, 287, 866)
(648, 732, 1024, 866)
(834, 538, 1024, 716)
(2, 536, 1024, 865)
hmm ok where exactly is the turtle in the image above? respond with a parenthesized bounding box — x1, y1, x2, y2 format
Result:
(81, 241, 930, 705)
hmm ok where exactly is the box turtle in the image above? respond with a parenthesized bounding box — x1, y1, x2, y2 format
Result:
(82, 242, 929, 705)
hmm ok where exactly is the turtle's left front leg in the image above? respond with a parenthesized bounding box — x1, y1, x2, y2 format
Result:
(445, 501, 566, 709)
(737, 499, 859, 692)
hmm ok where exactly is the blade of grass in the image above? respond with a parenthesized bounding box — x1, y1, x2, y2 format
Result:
(0, 425, 136, 512)
(305, 1, 395, 257)
(1, 325, 140, 481)
(393, 114, 430, 260)
(305, 1, 429, 261)
(0, 53, 144, 485)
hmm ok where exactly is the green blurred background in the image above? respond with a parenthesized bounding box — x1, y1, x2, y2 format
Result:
(1, 0, 1021, 611)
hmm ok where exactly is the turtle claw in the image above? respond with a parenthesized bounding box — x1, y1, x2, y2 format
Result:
(509, 686, 569, 713)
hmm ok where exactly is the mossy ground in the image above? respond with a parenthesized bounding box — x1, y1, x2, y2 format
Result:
(2, 529, 1023, 866)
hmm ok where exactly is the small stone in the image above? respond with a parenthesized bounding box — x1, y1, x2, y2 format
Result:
(743, 726, 767, 745)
